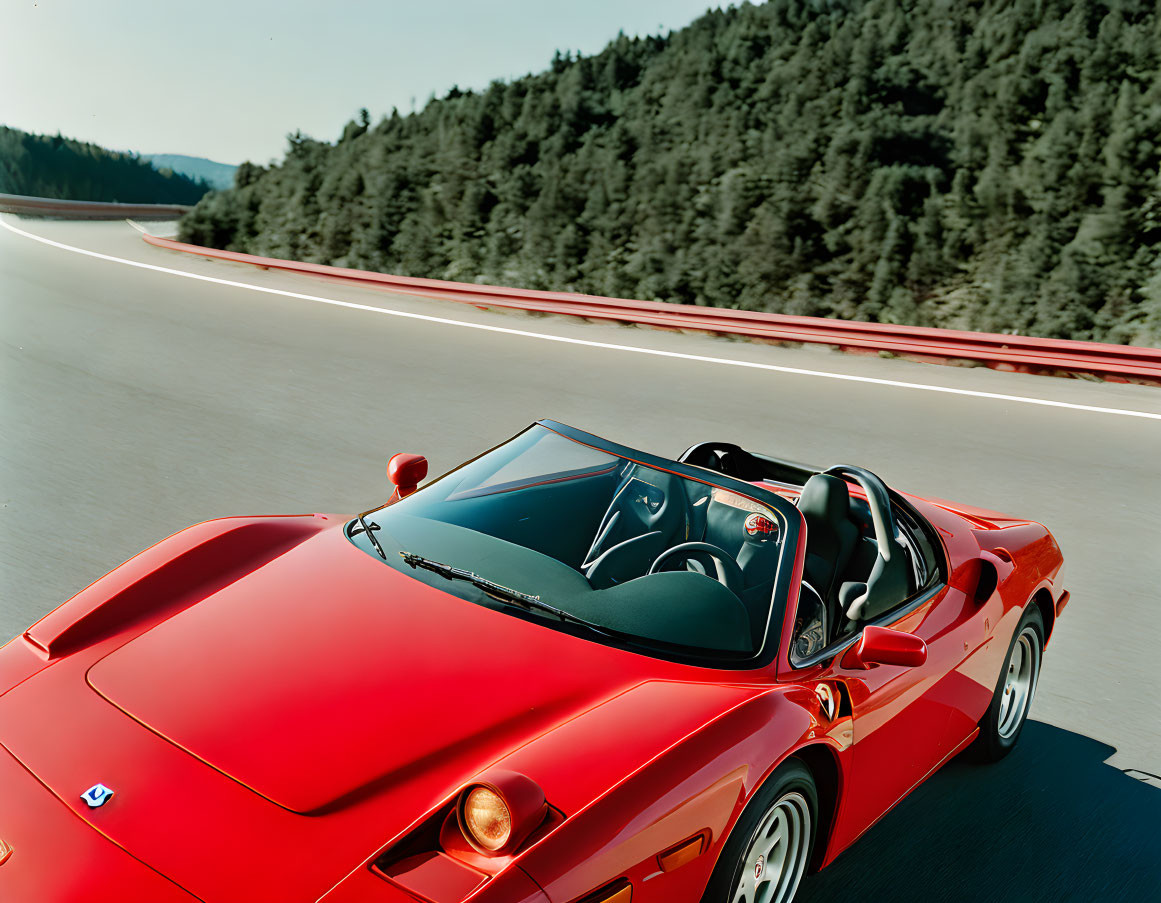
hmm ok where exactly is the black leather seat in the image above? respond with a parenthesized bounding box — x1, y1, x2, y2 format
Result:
(798, 474, 858, 606)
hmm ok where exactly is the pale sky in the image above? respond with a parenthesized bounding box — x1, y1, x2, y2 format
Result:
(3, 0, 723, 165)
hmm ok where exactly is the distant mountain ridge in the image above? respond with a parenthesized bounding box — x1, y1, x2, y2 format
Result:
(145, 154, 237, 191)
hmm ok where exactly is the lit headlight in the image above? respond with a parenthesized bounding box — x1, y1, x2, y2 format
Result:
(462, 786, 512, 852)
(456, 771, 548, 856)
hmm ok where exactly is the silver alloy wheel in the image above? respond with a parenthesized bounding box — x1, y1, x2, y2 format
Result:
(997, 625, 1041, 740)
(731, 791, 811, 903)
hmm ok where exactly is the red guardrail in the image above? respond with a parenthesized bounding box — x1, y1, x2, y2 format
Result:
(0, 193, 191, 219)
(141, 233, 1161, 386)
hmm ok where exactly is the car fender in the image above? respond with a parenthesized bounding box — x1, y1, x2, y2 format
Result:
(969, 522, 1061, 647)
(513, 684, 844, 903)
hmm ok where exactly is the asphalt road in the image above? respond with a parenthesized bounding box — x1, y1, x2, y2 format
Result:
(2, 218, 1160, 901)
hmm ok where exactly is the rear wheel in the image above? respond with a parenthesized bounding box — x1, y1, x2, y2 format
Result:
(702, 759, 817, 903)
(974, 605, 1044, 762)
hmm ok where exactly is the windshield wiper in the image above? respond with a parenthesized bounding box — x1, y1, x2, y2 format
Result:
(350, 515, 387, 560)
(399, 551, 616, 636)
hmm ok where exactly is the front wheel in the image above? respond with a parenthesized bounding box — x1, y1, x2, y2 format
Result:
(702, 759, 817, 903)
(974, 605, 1044, 761)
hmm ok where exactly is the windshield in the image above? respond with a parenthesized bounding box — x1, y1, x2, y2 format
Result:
(347, 424, 794, 663)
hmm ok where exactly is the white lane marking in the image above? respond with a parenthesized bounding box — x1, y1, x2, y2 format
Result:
(125, 218, 148, 234)
(3, 215, 1160, 422)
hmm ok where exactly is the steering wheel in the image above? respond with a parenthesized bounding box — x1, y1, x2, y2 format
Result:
(823, 464, 910, 621)
(649, 542, 743, 596)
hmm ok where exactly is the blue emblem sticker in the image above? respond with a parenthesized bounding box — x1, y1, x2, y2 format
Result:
(81, 783, 115, 808)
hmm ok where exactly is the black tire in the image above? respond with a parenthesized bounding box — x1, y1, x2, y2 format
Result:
(701, 758, 818, 903)
(973, 605, 1044, 762)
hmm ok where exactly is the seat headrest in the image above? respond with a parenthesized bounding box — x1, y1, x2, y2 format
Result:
(798, 474, 851, 525)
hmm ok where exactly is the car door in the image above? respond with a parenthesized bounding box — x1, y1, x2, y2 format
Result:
(823, 587, 959, 852)
(783, 485, 985, 853)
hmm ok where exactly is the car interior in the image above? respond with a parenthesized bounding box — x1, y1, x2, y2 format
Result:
(366, 452, 784, 655)
(351, 428, 941, 661)
(679, 441, 943, 661)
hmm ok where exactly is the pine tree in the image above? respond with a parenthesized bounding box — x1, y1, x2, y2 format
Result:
(177, 0, 1161, 344)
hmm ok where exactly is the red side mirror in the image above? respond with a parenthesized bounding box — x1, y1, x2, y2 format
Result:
(841, 625, 928, 670)
(388, 453, 428, 500)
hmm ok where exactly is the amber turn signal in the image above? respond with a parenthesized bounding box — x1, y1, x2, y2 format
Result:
(657, 832, 707, 872)
(578, 879, 632, 903)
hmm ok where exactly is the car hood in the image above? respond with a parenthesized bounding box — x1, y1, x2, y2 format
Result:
(84, 525, 664, 814)
(1, 522, 770, 902)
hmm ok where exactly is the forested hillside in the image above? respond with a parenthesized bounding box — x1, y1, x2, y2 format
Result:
(0, 126, 208, 205)
(180, 0, 1161, 344)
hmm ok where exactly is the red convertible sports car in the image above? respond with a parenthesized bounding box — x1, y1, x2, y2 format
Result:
(0, 420, 1067, 903)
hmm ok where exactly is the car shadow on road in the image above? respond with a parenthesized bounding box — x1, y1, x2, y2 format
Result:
(798, 721, 1161, 902)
